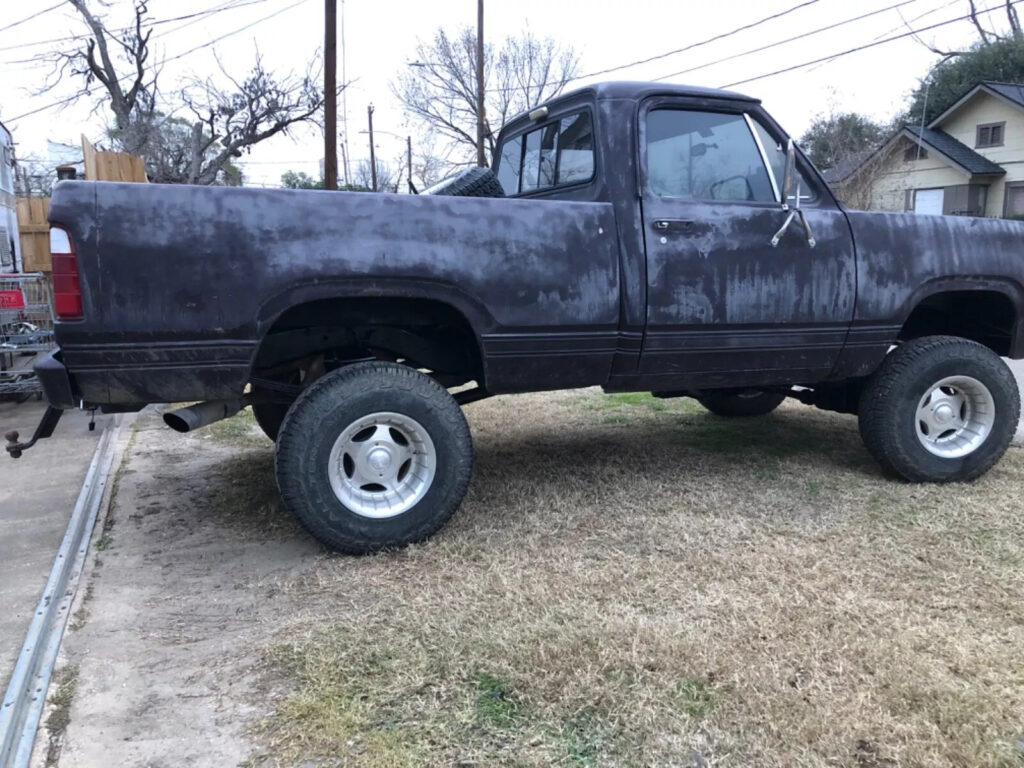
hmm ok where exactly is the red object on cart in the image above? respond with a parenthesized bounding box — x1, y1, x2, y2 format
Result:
(0, 290, 26, 310)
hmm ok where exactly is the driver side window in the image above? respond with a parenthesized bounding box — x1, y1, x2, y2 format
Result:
(646, 109, 775, 203)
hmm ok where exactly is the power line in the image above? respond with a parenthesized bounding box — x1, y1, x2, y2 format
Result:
(652, 0, 919, 83)
(0, 2, 63, 35)
(473, 0, 822, 94)
(0, 0, 272, 56)
(564, 0, 821, 83)
(159, 0, 311, 63)
(721, 1, 1020, 88)
(3, 0, 313, 125)
(804, 0, 960, 74)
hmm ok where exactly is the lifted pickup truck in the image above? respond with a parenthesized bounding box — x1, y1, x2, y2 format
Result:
(11, 82, 1024, 553)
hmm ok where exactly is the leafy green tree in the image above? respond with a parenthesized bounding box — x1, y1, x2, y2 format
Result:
(907, 37, 1024, 125)
(280, 170, 369, 192)
(799, 113, 887, 172)
(281, 170, 324, 189)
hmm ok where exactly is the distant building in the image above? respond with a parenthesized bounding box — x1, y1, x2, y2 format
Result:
(0, 120, 20, 273)
(838, 81, 1024, 217)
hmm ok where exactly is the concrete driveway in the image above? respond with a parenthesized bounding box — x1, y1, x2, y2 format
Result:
(0, 399, 111, 691)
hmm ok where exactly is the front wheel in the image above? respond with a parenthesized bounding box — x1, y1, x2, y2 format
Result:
(858, 335, 1019, 482)
(275, 362, 474, 553)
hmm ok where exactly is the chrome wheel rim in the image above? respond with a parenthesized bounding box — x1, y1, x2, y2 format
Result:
(914, 375, 995, 459)
(327, 411, 436, 519)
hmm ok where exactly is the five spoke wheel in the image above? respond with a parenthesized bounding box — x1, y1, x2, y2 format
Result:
(328, 412, 437, 519)
(914, 376, 995, 459)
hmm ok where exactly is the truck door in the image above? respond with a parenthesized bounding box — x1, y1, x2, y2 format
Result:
(638, 100, 856, 388)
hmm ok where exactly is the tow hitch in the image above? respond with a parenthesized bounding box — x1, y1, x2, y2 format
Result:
(4, 406, 64, 459)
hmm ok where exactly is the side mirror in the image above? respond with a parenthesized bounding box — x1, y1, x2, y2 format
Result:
(770, 138, 815, 248)
(781, 138, 798, 210)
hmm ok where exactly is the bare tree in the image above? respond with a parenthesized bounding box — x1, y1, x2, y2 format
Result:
(830, 140, 906, 210)
(179, 54, 323, 185)
(353, 158, 401, 193)
(44, 1, 329, 186)
(45, 0, 158, 155)
(917, 0, 1022, 58)
(13, 155, 56, 197)
(392, 27, 579, 164)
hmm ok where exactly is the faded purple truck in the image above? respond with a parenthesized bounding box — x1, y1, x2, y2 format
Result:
(12, 82, 1024, 553)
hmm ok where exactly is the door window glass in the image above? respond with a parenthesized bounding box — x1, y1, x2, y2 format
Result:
(646, 110, 773, 202)
(750, 119, 819, 205)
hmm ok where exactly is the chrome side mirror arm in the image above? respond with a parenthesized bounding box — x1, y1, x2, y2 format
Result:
(771, 203, 816, 248)
(771, 139, 816, 248)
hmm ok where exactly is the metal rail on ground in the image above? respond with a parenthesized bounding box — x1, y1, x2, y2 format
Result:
(0, 420, 121, 768)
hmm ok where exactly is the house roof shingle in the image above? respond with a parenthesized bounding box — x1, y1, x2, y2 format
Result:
(982, 81, 1024, 110)
(904, 125, 1005, 175)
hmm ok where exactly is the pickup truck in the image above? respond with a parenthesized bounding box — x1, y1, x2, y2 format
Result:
(10, 81, 1023, 554)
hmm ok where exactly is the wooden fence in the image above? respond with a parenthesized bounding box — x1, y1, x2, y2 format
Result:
(81, 134, 148, 184)
(15, 197, 50, 272)
(14, 137, 147, 273)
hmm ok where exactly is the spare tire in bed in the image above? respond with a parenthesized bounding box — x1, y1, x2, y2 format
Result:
(425, 167, 505, 198)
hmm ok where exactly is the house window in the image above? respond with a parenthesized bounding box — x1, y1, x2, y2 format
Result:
(903, 144, 928, 162)
(976, 122, 1005, 148)
(1004, 183, 1024, 219)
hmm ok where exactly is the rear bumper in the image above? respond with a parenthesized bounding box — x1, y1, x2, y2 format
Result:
(33, 350, 76, 408)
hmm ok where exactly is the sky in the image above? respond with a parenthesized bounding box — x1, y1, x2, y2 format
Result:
(0, 0, 1014, 187)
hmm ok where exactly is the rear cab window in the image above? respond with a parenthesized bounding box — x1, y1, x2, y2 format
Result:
(495, 110, 595, 196)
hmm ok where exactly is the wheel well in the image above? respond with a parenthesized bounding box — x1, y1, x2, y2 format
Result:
(899, 290, 1016, 356)
(252, 297, 484, 389)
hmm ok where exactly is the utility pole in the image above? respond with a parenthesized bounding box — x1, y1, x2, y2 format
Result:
(475, 0, 485, 167)
(407, 135, 413, 193)
(340, 0, 350, 184)
(367, 105, 378, 192)
(324, 0, 338, 190)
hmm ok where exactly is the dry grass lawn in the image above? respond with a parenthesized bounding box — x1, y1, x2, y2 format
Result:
(240, 390, 1024, 767)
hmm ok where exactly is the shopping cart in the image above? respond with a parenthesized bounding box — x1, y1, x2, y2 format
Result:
(1, 273, 57, 399)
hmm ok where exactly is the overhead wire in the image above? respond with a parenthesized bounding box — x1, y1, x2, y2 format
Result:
(721, 0, 1020, 88)
(652, 0, 920, 83)
(3, 0, 314, 124)
(0, 0, 274, 56)
(559, 0, 821, 83)
(0, 2, 64, 35)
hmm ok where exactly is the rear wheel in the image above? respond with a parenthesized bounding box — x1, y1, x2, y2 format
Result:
(858, 335, 1018, 482)
(697, 389, 786, 418)
(274, 362, 473, 553)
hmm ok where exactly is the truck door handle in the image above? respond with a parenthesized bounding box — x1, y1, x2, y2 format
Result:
(652, 219, 694, 233)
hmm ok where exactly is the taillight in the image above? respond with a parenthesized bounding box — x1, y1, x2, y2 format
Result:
(50, 227, 83, 320)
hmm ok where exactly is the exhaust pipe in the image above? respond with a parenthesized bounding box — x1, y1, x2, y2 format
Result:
(163, 399, 245, 433)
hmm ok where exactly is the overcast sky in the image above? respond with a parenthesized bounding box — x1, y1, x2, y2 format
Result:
(0, 0, 1011, 186)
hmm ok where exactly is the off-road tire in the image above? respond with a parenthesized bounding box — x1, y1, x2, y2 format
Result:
(697, 389, 787, 418)
(252, 402, 288, 441)
(426, 167, 506, 198)
(275, 362, 473, 553)
(858, 335, 1018, 482)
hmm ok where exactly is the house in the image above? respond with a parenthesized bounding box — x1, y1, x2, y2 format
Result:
(837, 81, 1024, 217)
